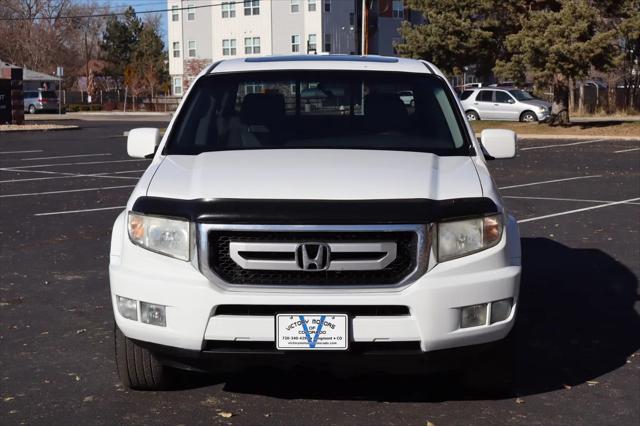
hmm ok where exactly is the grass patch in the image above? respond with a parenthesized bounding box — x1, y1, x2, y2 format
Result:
(471, 120, 640, 137)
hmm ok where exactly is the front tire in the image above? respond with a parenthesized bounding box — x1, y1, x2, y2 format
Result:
(466, 110, 480, 121)
(115, 325, 173, 390)
(28, 104, 36, 114)
(520, 111, 538, 122)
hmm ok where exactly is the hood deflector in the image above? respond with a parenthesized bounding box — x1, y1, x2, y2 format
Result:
(132, 197, 499, 224)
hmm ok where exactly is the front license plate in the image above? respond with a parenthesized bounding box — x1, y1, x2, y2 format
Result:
(276, 314, 348, 350)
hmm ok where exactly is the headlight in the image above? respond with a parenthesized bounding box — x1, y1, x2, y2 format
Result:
(437, 214, 503, 262)
(128, 212, 190, 260)
(538, 106, 546, 111)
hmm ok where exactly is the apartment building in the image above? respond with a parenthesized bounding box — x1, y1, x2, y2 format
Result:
(168, 0, 361, 96)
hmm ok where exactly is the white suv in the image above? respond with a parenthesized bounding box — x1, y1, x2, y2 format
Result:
(110, 55, 521, 390)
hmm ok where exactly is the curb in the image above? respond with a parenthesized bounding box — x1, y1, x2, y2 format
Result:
(0, 125, 80, 133)
(70, 112, 171, 116)
(475, 133, 640, 141)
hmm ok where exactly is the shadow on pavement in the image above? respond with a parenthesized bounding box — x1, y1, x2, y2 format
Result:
(572, 120, 626, 129)
(172, 238, 640, 401)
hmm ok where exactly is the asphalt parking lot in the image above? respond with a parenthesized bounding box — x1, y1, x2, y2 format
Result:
(1, 120, 639, 425)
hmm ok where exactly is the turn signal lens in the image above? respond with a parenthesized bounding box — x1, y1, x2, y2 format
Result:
(129, 214, 145, 240)
(483, 215, 502, 246)
(116, 295, 138, 321)
(490, 299, 513, 323)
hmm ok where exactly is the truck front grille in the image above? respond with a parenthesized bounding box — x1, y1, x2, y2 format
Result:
(207, 231, 417, 285)
(195, 224, 431, 288)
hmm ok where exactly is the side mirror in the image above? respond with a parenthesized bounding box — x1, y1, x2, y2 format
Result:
(127, 128, 160, 158)
(480, 129, 517, 159)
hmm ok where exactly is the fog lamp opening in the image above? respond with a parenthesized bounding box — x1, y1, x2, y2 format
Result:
(490, 298, 513, 324)
(116, 295, 138, 321)
(140, 302, 166, 327)
(461, 304, 487, 328)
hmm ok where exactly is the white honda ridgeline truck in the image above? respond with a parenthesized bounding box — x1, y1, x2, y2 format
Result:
(110, 55, 521, 390)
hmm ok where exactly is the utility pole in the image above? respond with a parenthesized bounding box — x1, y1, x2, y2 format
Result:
(56, 66, 63, 115)
(361, 0, 368, 55)
(85, 31, 91, 103)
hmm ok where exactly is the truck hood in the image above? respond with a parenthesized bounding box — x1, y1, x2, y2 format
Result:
(521, 99, 552, 108)
(146, 149, 483, 201)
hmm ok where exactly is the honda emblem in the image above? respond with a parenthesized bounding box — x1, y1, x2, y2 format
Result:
(296, 243, 330, 271)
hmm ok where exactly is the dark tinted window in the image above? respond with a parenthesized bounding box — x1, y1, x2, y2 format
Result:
(476, 90, 493, 102)
(40, 91, 58, 99)
(460, 90, 473, 100)
(495, 91, 513, 103)
(509, 89, 534, 101)
(165, 71, 469, 156)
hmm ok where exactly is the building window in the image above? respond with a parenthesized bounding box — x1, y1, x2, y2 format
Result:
(222, 2, 236, 18)
(349, 12, 354, 26)
(392, 0, 404, 19)
(244, 0, 259, 16)
(171, 5, 179, 22)
(324, 0, 330, 12)
(173, 77, 182, 96)
(291, 0, 300, 13)
(291, 34, 301, 53)
(244, 82, 263, 94)
(172, 41, 180, 58)
(308, 0, 316, 12)
(222, 39, 237, 56)
(307, 34, 317, 53)
(188, 40, 196, 57)
(187, 4, 195, 21)
(324, 33, 331, 52)
(244, 37, 261, 54)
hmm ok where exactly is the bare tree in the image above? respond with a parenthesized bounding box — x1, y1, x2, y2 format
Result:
(0, 0, 107, 81)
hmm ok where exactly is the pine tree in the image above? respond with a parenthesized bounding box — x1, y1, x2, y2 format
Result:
(100, 7, 143, 80)
(495, 0, 617, 125)
(396, 0, 526, 80)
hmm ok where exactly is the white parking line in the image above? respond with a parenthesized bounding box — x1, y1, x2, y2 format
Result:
(0, 159, 147, 170)
(518, 197, 640, 223)
(0, 168, 142, 182)
(0, 185, 135, 198)
(34, 205, 126, 217)
(499, 175, 601, 190)
(614, 147, 640, 153)
(521, 139, 606, 151)
(504, 195, 640, 205)
(0, 169, 145, 184)
(20, 153, 111, 161)
(0, 150, 44, 154)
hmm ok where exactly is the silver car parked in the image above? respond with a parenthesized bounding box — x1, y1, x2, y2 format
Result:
(23, 90, 60, 114)
(460, 88, 551, 122)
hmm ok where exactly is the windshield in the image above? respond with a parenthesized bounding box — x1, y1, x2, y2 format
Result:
(508, 89, 534, 101)
(165, 71, 469, 156)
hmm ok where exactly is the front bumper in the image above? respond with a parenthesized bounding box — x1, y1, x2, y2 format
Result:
(132, 336, 506, 374)
(536, 109, 551, 121)
(109, 213, 521, 357)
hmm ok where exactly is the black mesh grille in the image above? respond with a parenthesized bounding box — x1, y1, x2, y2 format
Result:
(208, 231, 417, 285)
(214, 305, 410, 316)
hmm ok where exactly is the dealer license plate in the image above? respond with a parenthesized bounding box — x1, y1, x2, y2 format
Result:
(276, 314, 348, 350)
